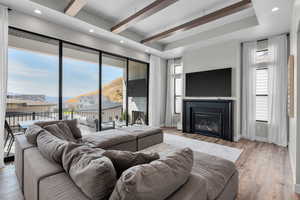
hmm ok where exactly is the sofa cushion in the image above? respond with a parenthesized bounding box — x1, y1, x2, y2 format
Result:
(103, 150, 159, 177)
(62, 143, 117, 200)
(192, 152, 237, 200)
(34, 119, 82, 139)
(65, 119, 82, 139)
(25, 125, 44, 145)
(109, 148, 193, 200)
(119, 126, 162, 138)
(44, 124, 77, 142)
(37, 130, 68, 164)
(166, 173, 208, 200)
(82, 129, 136, 149)
(40, 173, 90, 200)
(140, 143, 238, 200)
(57, 122, 77, 141)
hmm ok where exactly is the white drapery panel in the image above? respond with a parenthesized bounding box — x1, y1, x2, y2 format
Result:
(242, 41, 257, 140)
(165, 59, 175, 127)
(149, 55, 167, 127)
(0, 5, 8, 168)
(268, 35, 288, 146)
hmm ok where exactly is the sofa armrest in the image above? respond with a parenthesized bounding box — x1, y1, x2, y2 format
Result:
(23, 148, 64, 200)
(15, 134, 35, 191)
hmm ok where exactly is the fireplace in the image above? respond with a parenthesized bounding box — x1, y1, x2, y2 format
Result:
(183, 100, 233, 141)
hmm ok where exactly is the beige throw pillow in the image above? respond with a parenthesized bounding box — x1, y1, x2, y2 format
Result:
(109, 148, 193, 200)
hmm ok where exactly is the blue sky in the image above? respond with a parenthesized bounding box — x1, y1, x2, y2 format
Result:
(8, 48, 123, 98)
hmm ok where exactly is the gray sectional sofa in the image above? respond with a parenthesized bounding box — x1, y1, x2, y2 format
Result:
(15, 120, 238, 200)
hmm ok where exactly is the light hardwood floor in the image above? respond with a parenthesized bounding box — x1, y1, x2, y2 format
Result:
(0, 129, 299, 200)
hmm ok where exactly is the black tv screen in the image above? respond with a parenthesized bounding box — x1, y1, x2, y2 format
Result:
(185, 68, 232, 97)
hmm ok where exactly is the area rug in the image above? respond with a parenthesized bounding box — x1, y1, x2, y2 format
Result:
(163, 133, 243, 162)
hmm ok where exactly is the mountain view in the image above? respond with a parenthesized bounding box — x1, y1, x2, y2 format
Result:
(64, 77, 123, 105)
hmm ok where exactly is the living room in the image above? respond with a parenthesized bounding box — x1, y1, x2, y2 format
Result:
(0, 0, 300, 200)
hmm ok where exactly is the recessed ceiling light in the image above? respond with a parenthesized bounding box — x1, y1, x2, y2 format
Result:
(89, 29, 94, 33)
(120, 40, 124, 43)
(272, 7, 279, 12)
(34, 9, 42, 14)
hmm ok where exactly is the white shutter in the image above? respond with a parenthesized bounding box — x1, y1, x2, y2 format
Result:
(256, 68, 268, 121)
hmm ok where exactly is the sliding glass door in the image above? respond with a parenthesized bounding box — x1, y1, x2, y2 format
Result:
(62, 43, 100, 134)
(127, 60, 148, 125)
(101, 54, 127, 130)
(7, 29, 60, 122)
(5, 29, 60, 159)
(6, 28, 149, 136)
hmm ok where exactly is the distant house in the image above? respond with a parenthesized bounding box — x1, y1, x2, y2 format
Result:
(64, 78, 124, 122)
(6, 98, 57, 113)
(64, 91, 122, 123)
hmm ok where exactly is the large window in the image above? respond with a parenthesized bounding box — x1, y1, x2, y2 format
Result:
(174, 65, 183, 114)
(256, 67, 268, 121)
(128, 60, 148, 125)
(5, 28, 149, 160)
(5, 29, 59, 159)
(255, 48, 269, 122)
(102, 54, 127, 130)
(7, 29, 60, 122)
(62, 43, 100, 134)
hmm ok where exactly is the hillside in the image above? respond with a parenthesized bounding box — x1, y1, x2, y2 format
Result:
(65, 77, 123, 103)
(102, 77, 123, 103)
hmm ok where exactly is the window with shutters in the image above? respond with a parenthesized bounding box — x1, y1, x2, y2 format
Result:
(256, 48, 269, 122)
(174, 65, 183, 114)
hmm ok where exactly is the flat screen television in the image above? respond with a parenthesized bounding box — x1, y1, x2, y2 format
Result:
(185, 68, 232, 97)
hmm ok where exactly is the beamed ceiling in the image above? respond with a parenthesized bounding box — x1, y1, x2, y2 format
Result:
(0, 0, 293, 58)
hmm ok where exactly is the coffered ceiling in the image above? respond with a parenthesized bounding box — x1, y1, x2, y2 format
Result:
(0, 0, 293, 58)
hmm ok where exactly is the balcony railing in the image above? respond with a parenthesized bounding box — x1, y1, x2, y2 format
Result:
(5, 111, 116, 132)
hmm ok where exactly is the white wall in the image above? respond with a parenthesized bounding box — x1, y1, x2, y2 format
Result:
(182, 41, 241, 141)
(289, 0, 300, 193)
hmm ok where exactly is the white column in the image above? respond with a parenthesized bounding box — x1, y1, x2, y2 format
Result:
(0, 5, 8, 168)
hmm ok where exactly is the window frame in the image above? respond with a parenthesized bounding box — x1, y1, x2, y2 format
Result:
(255, 49, 269, 123)
(7, 27, 150, 128)
(174, 64, 183, 114)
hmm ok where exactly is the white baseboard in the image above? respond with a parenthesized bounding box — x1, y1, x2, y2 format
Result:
(294, 184, 300, 194)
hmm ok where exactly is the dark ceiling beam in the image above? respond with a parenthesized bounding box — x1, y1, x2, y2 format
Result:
(64, 0, 87, 17)
(141, 0, 252, 44)
(111, 0, 179, 34)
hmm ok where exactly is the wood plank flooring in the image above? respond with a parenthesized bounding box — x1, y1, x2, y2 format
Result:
(0, 128, 299, 200)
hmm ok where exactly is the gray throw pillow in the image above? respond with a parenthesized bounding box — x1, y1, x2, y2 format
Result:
(103, 150, 159, 177)
(65, 119, 82, 139)
(57, 122, 77, 142)
(34, 119, 82, 139)
(37, 130, 67, 164)
(44, 124, 76, 142)
(109, 148, 193, 200)
(25, 125, 44, 145)
(62, 143, 117, 200)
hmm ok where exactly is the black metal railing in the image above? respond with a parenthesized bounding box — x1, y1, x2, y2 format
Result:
(5, 110, 116, 131)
